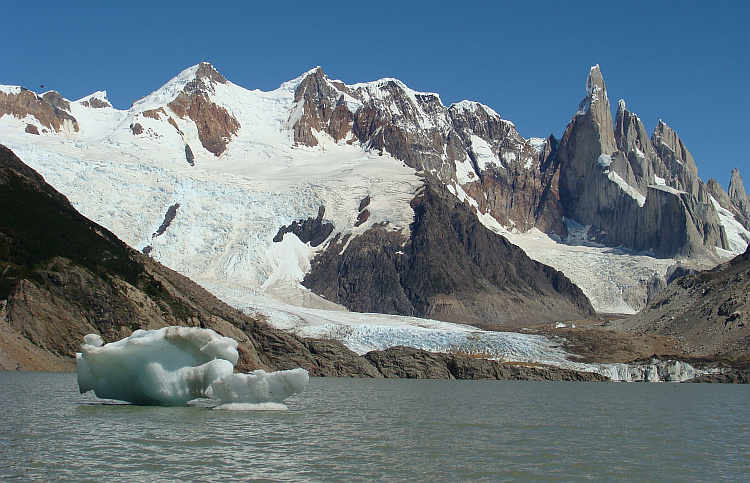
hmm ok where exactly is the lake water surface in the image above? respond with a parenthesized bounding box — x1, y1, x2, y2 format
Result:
(1, 372, 748, 482)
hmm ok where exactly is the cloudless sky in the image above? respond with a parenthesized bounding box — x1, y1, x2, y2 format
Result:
(2, 1, 748, 188)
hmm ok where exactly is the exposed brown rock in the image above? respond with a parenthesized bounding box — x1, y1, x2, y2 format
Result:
(166, 62, 239, 156)
(79, 97, 111, 109)
(130, 122, 144, 135)
(168, 90, 239, 156)
(291, 67, 354, 146)
(0, 89, 79, 133)
(25, 124, 39, 135)
(142, 107, 167, 120)
(354, 209, 370, 227)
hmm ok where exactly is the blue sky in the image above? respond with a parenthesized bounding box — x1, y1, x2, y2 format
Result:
(2, 1, 748, 188)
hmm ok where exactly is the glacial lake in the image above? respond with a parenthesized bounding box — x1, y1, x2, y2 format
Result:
(1, 372, 748, 482)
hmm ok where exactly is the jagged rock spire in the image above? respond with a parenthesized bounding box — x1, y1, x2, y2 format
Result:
(729, 168, 750, 215)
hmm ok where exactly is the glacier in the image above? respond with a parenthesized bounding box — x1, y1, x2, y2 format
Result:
(2, 65, 745, 383)
(76, 327, 308, 408)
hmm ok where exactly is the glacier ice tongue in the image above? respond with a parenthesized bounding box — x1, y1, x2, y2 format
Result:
(76, 327, 308, 407)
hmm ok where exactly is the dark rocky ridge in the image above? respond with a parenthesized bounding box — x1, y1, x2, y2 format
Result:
(273, 206, 334, 247)
(303, 180, 595, 326)
(364, 346, 607, 381)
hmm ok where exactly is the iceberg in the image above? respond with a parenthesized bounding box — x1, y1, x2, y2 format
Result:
(76, 326, 308, 408)
(207, 368, 310, 410)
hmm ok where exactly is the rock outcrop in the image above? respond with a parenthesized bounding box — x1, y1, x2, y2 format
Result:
(0, 88, 79, 133)
(166, 62, 240, 156)
(303, 180, 595, 326)
(364, 346, 607, 381)
(729, 168, 750, 218)
(273, 205, 334, 247)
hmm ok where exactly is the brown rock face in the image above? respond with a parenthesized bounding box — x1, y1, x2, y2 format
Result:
(78, 96, 111, 109)
(130, 123, 144, 135)
(0, 88, 79, 133)
(167, 62, 240, 156)
(291, 67, 354, 145)
(42, 91, 71, 111)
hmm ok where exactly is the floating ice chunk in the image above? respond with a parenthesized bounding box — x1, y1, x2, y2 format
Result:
(77, 327, 310, 408)
(207, 368, 309, 410)
(77, 327, 239, 406)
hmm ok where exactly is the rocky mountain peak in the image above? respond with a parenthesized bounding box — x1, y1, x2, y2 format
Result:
(41, 91, 71, 111)
(290, 67, 355, 146)
(729, 168, 747, 200)
(163, 62, 240, 157)
(584, 65, 606, 104)
(181, 62, 228, 98)
(78, 92, 111, 109)
(194, 62, 227, 85)
(614, 99, 652, 158)
(729, 168, 750, 217)
(651, 121, 698, 175)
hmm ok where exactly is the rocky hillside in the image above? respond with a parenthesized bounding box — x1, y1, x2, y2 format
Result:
(609, 244, 750, 358)
(302, 179, 594, 326)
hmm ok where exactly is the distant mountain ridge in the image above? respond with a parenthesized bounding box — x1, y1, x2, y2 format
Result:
(0, 62, 748, 321)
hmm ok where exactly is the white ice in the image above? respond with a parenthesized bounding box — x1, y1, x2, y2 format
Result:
(206, 368, 309, 410)
(76, 327, 308, 408)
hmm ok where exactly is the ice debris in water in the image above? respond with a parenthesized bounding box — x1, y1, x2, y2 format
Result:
(76, 326, 308, 408)
(206, 368, 310, 410)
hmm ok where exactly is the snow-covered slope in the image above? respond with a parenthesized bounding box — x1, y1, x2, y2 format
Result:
(1, 62, 746, 354)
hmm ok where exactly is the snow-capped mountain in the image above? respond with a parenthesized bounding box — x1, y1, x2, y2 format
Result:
(1, 62, 748, 324)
